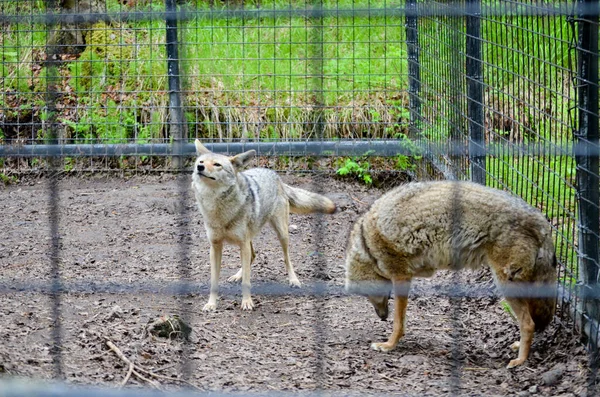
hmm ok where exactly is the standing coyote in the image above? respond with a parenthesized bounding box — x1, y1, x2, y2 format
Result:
(191, 140, 336, 311)
(345, 181, 557, 368)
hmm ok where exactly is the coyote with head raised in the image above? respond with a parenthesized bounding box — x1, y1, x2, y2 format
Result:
(345, 181, 557, 368)
(191, 140, 336, 311)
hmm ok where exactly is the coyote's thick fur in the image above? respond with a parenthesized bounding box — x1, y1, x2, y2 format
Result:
(192, 140, 336, 311)
(345, 181, 557, 368)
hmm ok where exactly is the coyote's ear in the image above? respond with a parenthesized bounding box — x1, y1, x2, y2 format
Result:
(195, 139, 211, 155)
(230, 150, 256, 170)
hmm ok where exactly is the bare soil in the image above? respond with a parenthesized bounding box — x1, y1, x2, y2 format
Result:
(0, 174, 592, 396)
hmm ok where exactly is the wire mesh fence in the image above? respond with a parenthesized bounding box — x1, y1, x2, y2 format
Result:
(1, 0, 599, 395)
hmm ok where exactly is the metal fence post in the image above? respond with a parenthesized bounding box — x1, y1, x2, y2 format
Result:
(466, 0, 485, 184)
(576, 7, 600, 390)
(309, 0, 326, 387)
(577, 0, 600, 388)
(165, 0, 186, 168)
(405, 0, 421, 138)
(165, 0, 192, 382)
(44, 0, 63, 379)
(576, 0, 600, 330)
(447, 4, 466, 179)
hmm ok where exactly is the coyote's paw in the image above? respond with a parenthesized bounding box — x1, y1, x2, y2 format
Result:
(289, 276, 302, 288)
(510, 341, 520, 352)
(507, 358, 525, 369)
(227, 269, 243, 283)
(371, 342, 396, 353)
(202, 301, 217, 312)
(241, 297, 254, 311)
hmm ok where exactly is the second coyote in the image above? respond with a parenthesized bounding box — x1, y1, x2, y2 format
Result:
(345, 181, 557, 368)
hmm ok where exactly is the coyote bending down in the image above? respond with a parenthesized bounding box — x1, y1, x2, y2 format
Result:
(345, 181, 557, 368)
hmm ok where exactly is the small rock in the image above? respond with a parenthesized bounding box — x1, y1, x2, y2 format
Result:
(517, 391, 530, 397)
(529, 385, 538, 394)
(542, 364, 566, 386)
(146, 315, 192, 340)
(289, 224, 299, 234)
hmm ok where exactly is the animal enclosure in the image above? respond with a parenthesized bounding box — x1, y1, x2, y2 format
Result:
(0, 0, 599, 395)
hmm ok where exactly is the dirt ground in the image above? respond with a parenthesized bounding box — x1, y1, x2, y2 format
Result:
(0, 173, 593, 396)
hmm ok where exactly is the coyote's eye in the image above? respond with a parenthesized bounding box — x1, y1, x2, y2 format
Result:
(199, 160, 204, 164)
(214, 162, 222, 167)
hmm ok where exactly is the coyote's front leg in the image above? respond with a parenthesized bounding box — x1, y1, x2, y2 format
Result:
(203, 241, 223, 311)
(371, 279, 411, 352)
(240, 241, 254, 310)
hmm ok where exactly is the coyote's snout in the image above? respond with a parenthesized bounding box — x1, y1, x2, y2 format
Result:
(345, 181, 557, 368)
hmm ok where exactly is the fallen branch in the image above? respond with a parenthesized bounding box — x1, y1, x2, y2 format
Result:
(106, 340, 161, 390)
(105, 339, 202, 391)
(120, 363, 134, 387)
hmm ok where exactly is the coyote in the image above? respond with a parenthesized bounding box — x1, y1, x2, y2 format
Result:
(345, 181, 557, 368)
(191, 140, 336, 311)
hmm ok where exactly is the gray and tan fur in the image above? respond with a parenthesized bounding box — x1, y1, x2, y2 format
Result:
(191, 140, 336, 311)
(345, 181, 557, 368)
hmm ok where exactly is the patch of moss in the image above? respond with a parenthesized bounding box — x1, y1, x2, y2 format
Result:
(73, 21, 133, 89)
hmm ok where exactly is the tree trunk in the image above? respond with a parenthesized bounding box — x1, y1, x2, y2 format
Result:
(47, 0, 106, 57)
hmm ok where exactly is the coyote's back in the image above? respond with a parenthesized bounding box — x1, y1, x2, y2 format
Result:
(345, 181, 557, 368)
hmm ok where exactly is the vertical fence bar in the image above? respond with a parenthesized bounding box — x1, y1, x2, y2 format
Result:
(405, 0, 421, 138)
(466, 0, 485, 184)
(166, 0, 186, 167)
(309, 0, 326, 389)
(577, 0, 600, 336)
(165, 0, 192, 382)
(448, 3, 466, 179)
(44, 0, 63, 379)
(576, 0, 600, 389)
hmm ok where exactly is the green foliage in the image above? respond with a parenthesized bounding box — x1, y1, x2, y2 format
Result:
(486, 154, 579, 281)
(336, 155, 373, 185)
(63, 157, 75, 172)
(0, 171, 18, 185)
(60, 99, 141, 143)
(500, 300, 516, 320)
(394, 132, 422, 171)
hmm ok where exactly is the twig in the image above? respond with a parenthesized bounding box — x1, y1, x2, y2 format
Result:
(130, 368, 162, 389)
(350, 194, 367, 205)
(379, 373, 396, 382)
(120, 363, 134, 387)
(106, 339, 203, 391)
(106, 340, 161, 390)
(151, 363, 177, 374)
(145, 370, 204, 391)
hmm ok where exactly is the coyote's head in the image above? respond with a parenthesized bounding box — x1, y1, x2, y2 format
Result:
(192, 139, 255, 187)
(345, 217, 392, 321)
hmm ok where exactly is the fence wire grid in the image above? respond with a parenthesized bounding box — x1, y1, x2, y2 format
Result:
(1, 0, 600, 395)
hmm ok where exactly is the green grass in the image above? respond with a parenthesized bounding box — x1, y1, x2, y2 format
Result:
(1, 0, 410, 143)
(486, 153, 579, 286)
(1, 0, 575, 145)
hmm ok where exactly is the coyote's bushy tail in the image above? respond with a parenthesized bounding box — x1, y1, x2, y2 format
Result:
(283, 184, 336, 214)
(529, 236, 558, 332)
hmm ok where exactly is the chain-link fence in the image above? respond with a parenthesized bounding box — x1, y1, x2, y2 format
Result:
(1, 0, 599, 395)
